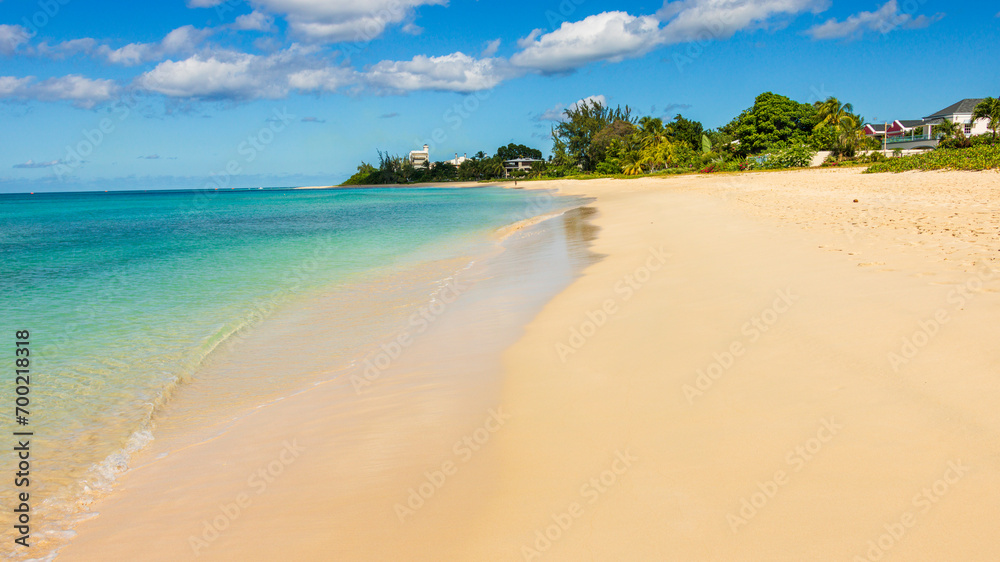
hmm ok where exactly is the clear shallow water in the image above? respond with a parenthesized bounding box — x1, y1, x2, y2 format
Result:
(0, 186, 578, 555)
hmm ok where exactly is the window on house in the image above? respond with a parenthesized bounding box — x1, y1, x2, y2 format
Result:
(965, 123, 972, 134)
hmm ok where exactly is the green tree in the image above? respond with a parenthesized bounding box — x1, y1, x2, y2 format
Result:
(551, 99, 634, 171)
(813, 97, 863, 157)
(835, 114, 868, 158)
(932, 118, 970, 148)
(341, 162, 377, 185)
(972, 97, 1000, 141)
(731, 92, 818, 156)
(666, 114, 704, 151)
(813, 97, 854, 131)
(495, 143, 542, 161)
(433, 161, 457, 180)
(590, 119, 637, 164)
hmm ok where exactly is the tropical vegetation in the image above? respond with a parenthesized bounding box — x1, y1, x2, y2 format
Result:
(341, 91, 1000, 184)
(864, 144, 1000, 173)
(972, 97, 1000, 141)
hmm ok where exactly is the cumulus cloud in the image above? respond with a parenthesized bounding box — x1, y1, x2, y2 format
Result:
(481, 39, 501, 57)
(34, 38, 99, 59)
(287, 66, 356, 92)
(0, 75, 119, 108)
(511, 2, 830, 73)
(0, 76, 33, 96)
(806, 0, 943, 39)
(657, 0, 829, 43)
(0, 24, 30, 55)
(537, 94, 607, 121)
(137, 46, 356, 99)
(512, 12, 663, 73)
(365, 52, 509, 92)
(97, 25, 213, 66)
(249, 0, 446, 42)
(139, 51, 283, 99)
(233, 11, 275, 32)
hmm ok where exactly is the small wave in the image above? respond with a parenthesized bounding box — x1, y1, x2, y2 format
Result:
(19, 298, 293, 561)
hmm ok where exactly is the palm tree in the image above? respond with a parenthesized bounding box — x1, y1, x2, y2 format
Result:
(972, 97, 1000, 141)
(485, 158, 505, 179)
(622, 159, 644, 176)
(932, 119, 969, 147)
(836, 114, 868, 158)
(814, 97, 855, 131)
(638, 116, 665, 137)
(620, 150, 645, 176)
(637, 116, 668, 151)
(814, 97, 858, 158)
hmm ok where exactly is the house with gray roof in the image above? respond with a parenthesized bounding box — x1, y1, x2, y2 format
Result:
(864, 98, 989, 150)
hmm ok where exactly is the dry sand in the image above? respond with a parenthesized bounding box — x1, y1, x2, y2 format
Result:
(57, 168, 1000, 561)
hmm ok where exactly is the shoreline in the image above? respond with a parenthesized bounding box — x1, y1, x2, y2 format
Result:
(55, 168, 1000, 560)
(52, 199, 598, 561)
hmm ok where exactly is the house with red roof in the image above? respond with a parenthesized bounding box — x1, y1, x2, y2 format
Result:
(864, 99, 989, 150)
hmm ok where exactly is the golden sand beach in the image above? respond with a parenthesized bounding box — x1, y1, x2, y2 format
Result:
(58, 168, 1000, 561)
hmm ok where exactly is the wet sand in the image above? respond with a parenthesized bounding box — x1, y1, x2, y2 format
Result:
(58, 168, 1000, 561)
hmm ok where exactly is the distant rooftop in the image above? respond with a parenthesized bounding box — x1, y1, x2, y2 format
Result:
(925, 98, 985, 119)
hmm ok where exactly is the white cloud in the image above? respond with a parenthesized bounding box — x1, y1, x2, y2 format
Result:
(481, 38, 501, 57)
(538, 94, 607, 121)
(138, 52, 280, 99)
(98, 25, 213, 66)
(187, 0, 226, 7)
(0, 74, 119, 108)
(137, 46, 356, 99)
(806, 0, 942, 39)
(13, 159, 62, 169)
(233, 11, 275, 32)
(249, 0, 446, 42)
(511, 2, 830, 73)
(365, 52, 509, 92)
(287, 67, 356, 92)
(657, 0, 829, 43)
(35, 38, 99, 58)
(0, 76, 32, 96)
(33, 75, 119, 107)
(0, 24, 30, 55)
(401, 22, 423, 35)
(511, 12, 663, 73)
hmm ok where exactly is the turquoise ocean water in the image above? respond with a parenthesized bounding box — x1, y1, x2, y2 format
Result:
(0, 186, 574, 552)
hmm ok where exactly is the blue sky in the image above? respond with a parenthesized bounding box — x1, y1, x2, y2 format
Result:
(0, 0, 997, 192)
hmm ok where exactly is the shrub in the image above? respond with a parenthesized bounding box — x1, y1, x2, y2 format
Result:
(864, 144, 1000, 173)
(755, 144, 816, 169)
(595, 161, 620, 175)
(699, 160, 752, 173)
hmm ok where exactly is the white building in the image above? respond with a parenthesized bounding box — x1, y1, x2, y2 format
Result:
(447, 153, 470, 167)
(864, 98, 990, 150)
(409, 144, 430, 168)
(502, 157, 545, 177)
